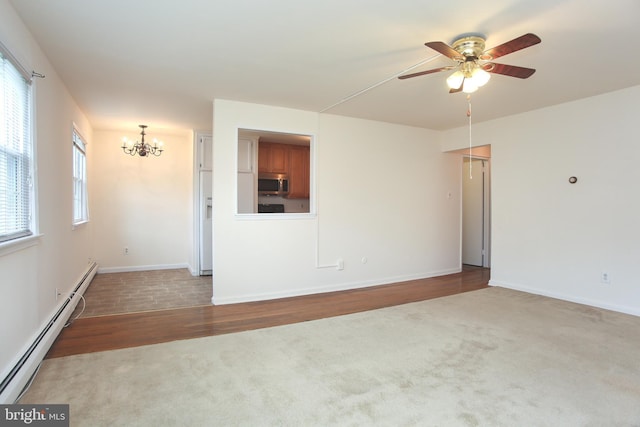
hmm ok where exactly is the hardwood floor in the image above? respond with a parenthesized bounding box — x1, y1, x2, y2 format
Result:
(70, 268, 212, 318)
(46, 266, 490, 359)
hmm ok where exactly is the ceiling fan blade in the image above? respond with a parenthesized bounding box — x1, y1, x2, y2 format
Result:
(425, 41, 464, 61)
(398, 66, 454, 80)
(449, 83, 463, 94)
(480, 33, 541, 60)
(483, 62, 536, 79)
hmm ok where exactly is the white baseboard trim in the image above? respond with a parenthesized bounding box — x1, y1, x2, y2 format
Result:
(489, 280, 640, 317)
(0, 262, 98, 403)
(212, 267, 461, 305)
(97, 263, 190, 274)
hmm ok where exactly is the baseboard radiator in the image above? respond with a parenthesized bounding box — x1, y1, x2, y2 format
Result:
(0, 262, 98, 403)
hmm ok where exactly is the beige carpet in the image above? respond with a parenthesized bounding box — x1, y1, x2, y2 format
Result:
(20, 287, 640, 426)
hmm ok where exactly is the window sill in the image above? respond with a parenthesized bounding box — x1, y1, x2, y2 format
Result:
(234, 212, 316, 220)
(72, 220, 89, 230)
(0, 234, 43, 257)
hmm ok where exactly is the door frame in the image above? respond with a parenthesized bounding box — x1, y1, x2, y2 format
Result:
(461, 155, 491, 268)
(193, 131, 213, 277)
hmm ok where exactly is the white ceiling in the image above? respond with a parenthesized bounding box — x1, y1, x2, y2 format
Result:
(9, 0, 640, 132)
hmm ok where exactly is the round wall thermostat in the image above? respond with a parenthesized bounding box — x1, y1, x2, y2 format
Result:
(568, 176, 577, 184)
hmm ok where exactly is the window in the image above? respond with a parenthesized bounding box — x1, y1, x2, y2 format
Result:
(72, 127, 88, 225)
(236, 129, 313, 216)
(0, 47, 34, 243)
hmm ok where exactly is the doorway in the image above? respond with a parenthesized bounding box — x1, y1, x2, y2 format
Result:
(462, 156, 490, 268)
(196, 132, 213, 276)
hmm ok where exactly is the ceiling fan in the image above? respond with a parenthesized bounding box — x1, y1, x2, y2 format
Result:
(398, 33, 541, 93)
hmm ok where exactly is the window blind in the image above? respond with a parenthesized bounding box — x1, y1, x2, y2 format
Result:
(0, 50, 33, 243)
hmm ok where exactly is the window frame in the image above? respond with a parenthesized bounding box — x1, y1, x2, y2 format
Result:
(235, 128, 316, 218)
(0, 41, 37, 249)
(72, 125, 88, 227)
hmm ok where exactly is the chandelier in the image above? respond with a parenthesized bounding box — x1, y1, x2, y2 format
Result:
(121, 125, 164, 157)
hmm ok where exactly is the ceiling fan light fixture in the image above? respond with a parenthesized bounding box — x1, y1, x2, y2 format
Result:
(462, 79, 478, 94)
(470, 67, 491, 87)
(446, 70, 465, 90)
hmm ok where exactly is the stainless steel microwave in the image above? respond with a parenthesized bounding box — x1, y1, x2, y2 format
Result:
(258, 173, 289, 196)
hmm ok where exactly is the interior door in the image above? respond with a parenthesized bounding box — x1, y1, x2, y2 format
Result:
(462, 158, 484, 266)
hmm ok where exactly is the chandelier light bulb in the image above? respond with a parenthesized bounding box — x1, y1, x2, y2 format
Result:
(122, 137, 133, 149)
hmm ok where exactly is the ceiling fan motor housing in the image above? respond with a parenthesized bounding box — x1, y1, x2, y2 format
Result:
(451, 36, 486, 59)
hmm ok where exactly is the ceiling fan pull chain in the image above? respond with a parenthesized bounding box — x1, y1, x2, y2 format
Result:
(467, 94, 473, 179)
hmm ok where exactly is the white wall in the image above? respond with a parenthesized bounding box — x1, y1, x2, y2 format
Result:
(442, 85, 640, 315)
(212, 100, 461, 304)
(0, 0, 94, 387)
(91, 129, 194, 273)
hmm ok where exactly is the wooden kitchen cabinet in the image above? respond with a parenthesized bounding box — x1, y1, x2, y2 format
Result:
(287, 145, 310, 199)
(258, 139, 310, 199)
(258, 140, 289, 174)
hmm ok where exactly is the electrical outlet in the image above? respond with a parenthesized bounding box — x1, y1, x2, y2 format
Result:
(55, 288, 62, 301)
(124, 247, 129, 255)
(336, 259, 344, 271)
(601, 271, 611, 284)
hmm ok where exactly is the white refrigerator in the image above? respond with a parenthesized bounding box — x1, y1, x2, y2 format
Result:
(199, 170, 213, 275)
